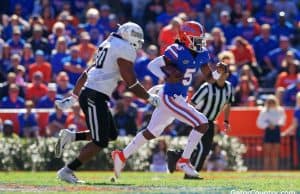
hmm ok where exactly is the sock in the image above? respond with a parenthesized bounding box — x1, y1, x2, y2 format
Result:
(181, 130, 203, 159)
(123, 131, 148, 158)
(67, 158, 82, 171)
(75, 132, 87, 141)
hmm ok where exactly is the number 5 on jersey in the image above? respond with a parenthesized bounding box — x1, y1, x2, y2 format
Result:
(182, 68, 196, 86)
(95, 47, 108, 68)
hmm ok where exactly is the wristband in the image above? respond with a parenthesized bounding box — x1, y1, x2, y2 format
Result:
(71, 92, 78, 99)
(128, 81, 140, 89)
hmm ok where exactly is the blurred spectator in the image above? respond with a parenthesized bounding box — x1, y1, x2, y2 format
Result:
(7, 54, 22, 74)
(255, 0, 277, 26)
(36, 83, 58, 108)
(236, 11, 260, 42)
(230, 2, 243, 25)
(28, 24, 51, 56)
(98, 4, 111, 31)
(263, 36, 300, 87)
(0, 119, 18, 138)
(0, 72, 25, 99)
(134, 44, 159, 85)
(206, 143, 227, 171)
(271, 12, 295, 39)
(55, 71, 73, 98)
(213, 0, 232, 16)
(158, 16, 182, 54)
(75, 31, 96, 63)
(239, 65, 259, 90)
(50, 36, 69, 76)
(22, 43, 35, 67)
(18, 100, 39, 138)
(142, 76, 154, 91)
(57, 11, 76, 38)
(265, 36, 300, 70)
(253, 24, 278, 73)
(215, 10, 236, 44)
(62, 46, 86, 85)
(274, 0, 298, 21)
(41, 6, 56, 32)
(106, 14, 119, 34)
(207, 27, 227, 63)
(230, 36, 256, 69)
(66, 103, 87, 132)
(257, 95, 286, 170)
(156, 1, 176, 28)
(46, 106, 67, 137)
(84, 8, 104, 45)
(15, 65, 26, 87)
(6, 27, 25, 56)
(1, 44, 11, 75)
(276, 59, 299, 89)
(29, 50, 52, 83)
(143, 0, 165, 23)
(234, 76, 256, 106)
(150, 139, 168, 172)
(48, 21, 71, 49)
(218, 51, 239, 88)
(2, 14, 29, 40)
(0, 84, 25, 108)
(24, 14, 48, 38)
(173, 0, 190, 13)
(199, 4, 218, 32)
(282, 92, 300, 169)
(26, 71, 48, 103)
(114, 99, 137, 136)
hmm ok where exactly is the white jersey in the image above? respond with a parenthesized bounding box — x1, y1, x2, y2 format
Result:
(85, 34, 136, 96)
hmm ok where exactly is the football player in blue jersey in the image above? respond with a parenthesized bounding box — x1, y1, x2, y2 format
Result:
(112, 21, 225, 179)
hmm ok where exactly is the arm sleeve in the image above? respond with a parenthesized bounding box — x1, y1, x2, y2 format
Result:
(278, 108, 286, 126)
(147, 56, 167, 79)
(256, 110, 268, 129)
(119, 44, 136, 63)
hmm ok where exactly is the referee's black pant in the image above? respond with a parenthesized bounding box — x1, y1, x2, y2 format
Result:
(190, 120, 214, 171)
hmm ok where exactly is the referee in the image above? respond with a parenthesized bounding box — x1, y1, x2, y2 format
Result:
(167, 62, 235, 179)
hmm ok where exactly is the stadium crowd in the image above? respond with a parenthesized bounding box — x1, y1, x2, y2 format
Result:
(0, 0, 299, 142)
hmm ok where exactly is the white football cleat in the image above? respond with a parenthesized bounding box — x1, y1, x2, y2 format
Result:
(111, 150, 126, 178)
(176, 158, 199, 178)
(55, 129, 75, 158)
(57, 167, 80, 184)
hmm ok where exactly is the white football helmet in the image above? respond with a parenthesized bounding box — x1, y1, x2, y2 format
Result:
(117, 22, 144, 50)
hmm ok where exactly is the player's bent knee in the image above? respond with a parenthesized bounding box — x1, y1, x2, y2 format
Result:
(142, 129, 156, 140)
(195, 123, 209, 134)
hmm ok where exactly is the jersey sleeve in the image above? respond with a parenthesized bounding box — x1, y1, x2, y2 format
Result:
(118, 43, 137, 63)
(163, 44, 180, 63)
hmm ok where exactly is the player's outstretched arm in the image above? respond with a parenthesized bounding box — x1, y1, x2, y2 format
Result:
(55, 65, 93, 110)
(117, 58, 159, 106)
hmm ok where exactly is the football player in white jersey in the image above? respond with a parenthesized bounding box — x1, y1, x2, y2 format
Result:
(54, 22, 160, 184)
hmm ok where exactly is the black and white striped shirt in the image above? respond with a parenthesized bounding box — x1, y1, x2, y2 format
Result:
(191, 81, 234, 121)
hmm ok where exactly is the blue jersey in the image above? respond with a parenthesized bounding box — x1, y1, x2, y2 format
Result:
(163, 43, 209, 97)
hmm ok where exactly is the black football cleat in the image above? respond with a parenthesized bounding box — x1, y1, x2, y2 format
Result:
(184, 174, 204, 180)
(167, 150, 181, 173)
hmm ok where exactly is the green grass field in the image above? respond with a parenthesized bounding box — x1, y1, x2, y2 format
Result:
(0, 171, 299, 194)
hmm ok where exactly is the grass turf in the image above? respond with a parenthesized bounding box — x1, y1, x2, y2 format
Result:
(0, 171, 299, 194)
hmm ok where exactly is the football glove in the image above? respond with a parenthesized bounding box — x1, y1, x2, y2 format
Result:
(55, 93, 78, 110)
(147, 93, 160, 107)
